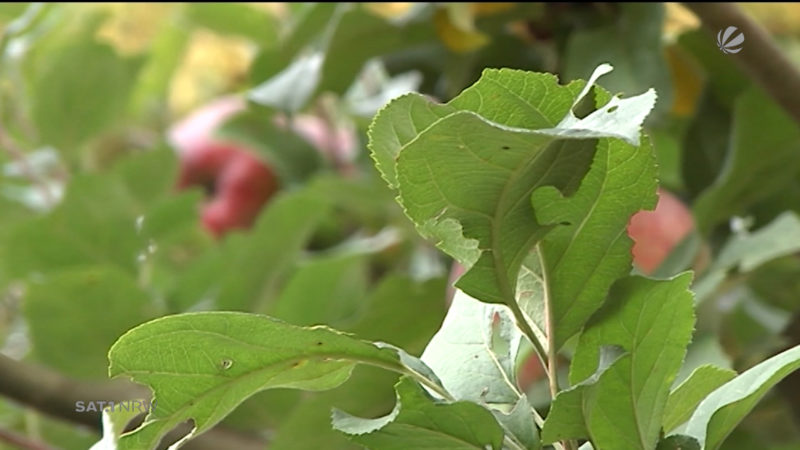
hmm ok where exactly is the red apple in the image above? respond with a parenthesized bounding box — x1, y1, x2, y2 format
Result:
(627, 188, 695, 275)
(169, 96, 280, 237)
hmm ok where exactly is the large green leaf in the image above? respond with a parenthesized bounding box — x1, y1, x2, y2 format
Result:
(108, 312, 444, 450)
(30, 40, 138, 151)
(220, 276, 445, 440)
(692, 88, 800, 234)
(663, 365, 737, 433)
(24, 266, 157, 379)
(682, 345, 800, 449)
(528, 133, 658, 348)
(371, 65, 656, 314)
(542, 274, 695, 449)
(332, 377, 505, 450)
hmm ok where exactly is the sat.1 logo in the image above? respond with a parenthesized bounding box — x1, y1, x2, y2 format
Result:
(717, 26, 745, 54)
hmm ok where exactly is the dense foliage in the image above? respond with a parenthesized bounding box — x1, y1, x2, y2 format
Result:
(2, 3, 800, 450)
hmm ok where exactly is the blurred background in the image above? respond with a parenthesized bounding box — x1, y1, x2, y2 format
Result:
(2, 3, 800, 449)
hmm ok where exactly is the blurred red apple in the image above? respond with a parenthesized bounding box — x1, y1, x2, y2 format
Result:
(627, 188, 695, 275)
(169, 97, 279, 237)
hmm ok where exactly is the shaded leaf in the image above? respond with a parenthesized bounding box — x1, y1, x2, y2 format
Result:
(663, 365, 737, 433)
(682, 345, 800, 449)
(169, 188, 332, 312)
(30, 40, 137, 150)
(332, 377, 505, 450)
(693, 88, 800, 234)
(492, 395, 541, 450)
(563, 3, 672, 117)
(269, 254, 369, 327)
(185, 3, 278, 44)
(249, 51, 325, 113)
(657, 435, 701, 450)
(24, 266, 156, 379)
(693, 212, 800, 301)
(543, 274, 695, 449)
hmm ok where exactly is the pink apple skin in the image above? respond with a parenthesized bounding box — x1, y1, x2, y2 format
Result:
(169, 96, 280, 237)
(627, 188, 695, 275)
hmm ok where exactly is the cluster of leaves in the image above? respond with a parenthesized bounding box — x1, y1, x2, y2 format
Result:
(100, 60, 800, 450)
(2, 3, 800, 450)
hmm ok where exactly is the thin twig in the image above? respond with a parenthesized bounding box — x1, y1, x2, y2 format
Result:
(537, 245, 578, 450)
(684, 3, 800, 125)
(536, 245, 559, 399)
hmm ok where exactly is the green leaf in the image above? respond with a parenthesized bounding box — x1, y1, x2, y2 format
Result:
(563, 3, 672, 117)
(372, 65, 656, 309)
(129, 20, 190, 117)
(529, 133, 658, 348)
(269, 254, 369, 327)
(678, 30, 748, 106)
(30, 40, 138, 150)
(368, 94, 455, 190)
(3, 148, 180, 279)
(693, 88, 800, 234)
(108, 312, 443, 450)
(657, 435, 701, 450)
(268, 367, 398, 450)
(543, 274, 695, 449)
(5, 174, 143, 277)
(169, 188, 332, 312)
(492, 395, 542, 450)
(249, 51, 325, 113)
(348, 275, 447, 355)
(185, 3, 278, 44)
(318, 6, 436, 95)
(693, 212, 800, 301)
(663, 365, 737, 433)
(332, 377, 505, 450)
(420, 290, 522, 407)
(24, 266, 156, 379)
(541, 345, 627, 443)
(675, 334, 733, 387)
(680, 92, 732, 198)
(682, 345, 800, 449)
